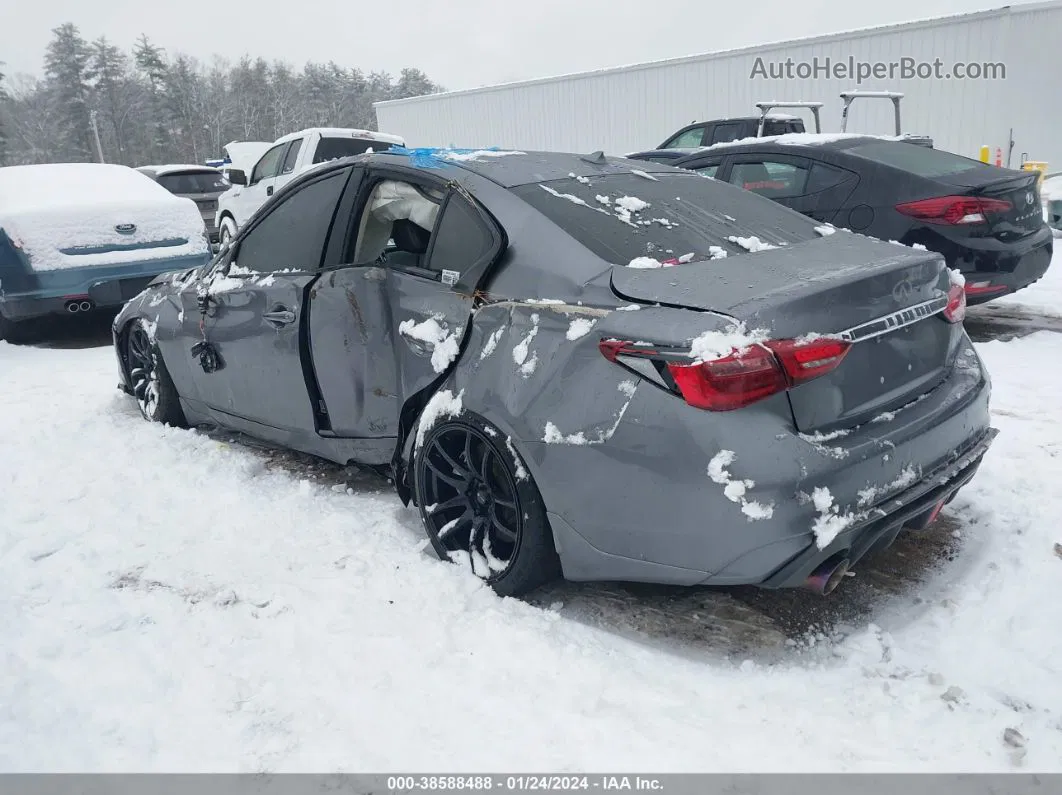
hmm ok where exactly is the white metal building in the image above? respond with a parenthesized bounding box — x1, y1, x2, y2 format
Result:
(375, 1, 1061, 169)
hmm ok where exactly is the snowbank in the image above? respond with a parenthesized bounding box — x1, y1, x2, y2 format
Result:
(0, 333, 1060, 771)
(0, 163, 208, 272)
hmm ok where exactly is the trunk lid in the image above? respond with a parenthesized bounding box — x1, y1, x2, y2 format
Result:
(610, 233, 960, 432)
(965, 173, 1044, 239)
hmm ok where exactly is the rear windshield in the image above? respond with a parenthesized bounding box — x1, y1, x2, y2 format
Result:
(763, 119, 804, 136)
(157, 171, 229, 193)
(314, 137, 394, 164)
(845, 140, 982, 178)
(511, 172, 820, 264)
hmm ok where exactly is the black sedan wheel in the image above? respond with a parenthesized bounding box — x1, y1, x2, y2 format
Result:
(125, 320, 185, 426)
(414, 414, 560, 597)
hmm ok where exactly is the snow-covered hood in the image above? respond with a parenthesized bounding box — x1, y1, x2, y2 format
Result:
(0, 163, 208, 272)
(223, 141, 272, 174)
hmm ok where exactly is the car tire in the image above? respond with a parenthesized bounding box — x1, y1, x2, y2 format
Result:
(124, 319, 185, 427)
(218, 216, 237, 246)
(413, 412, 561, 597)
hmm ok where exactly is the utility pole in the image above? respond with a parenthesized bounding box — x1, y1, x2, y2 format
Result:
(89, 110, 105, 163)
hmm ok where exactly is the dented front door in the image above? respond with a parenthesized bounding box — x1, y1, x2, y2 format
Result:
(187, 267, 317, 431)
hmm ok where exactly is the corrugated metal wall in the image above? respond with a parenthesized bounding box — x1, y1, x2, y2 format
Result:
(375, 1, 1062, 169)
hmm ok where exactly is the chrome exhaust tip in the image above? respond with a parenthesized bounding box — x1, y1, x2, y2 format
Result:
(79, 301, 93, 312)
(804, 556, 850, 596)
(66, 301, 81, 313)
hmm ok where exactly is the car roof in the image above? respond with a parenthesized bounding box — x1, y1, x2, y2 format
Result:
(137, 164, 222, 176)
(391, 149, 684, 188)
(679, 133, 889, 158)
(298, 149, 684, 190)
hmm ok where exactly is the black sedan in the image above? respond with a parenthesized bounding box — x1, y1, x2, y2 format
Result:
(639, 136, 1053, 304)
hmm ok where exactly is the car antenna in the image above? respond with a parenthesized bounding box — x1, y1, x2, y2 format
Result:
(580, 151, 607, 164)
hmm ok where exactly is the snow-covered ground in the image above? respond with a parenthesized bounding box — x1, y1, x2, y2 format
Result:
(2, 326, 1061, 771)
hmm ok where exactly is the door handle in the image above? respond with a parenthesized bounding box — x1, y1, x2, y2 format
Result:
(399, 326, 435, 356)
(266, 185, 274, 196)
(263, 307, 296, 327)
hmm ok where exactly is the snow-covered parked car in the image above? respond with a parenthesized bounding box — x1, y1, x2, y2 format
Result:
(137, 164, 230, 246)
(0, 163, 212, 341)
(113, 149, 997, 599)
(215, 128, 406, 244)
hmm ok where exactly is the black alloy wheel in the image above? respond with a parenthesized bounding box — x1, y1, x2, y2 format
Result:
(414, 415, 560, 596)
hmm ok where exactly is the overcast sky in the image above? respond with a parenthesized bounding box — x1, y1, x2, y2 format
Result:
(2, 0, 1012, 91)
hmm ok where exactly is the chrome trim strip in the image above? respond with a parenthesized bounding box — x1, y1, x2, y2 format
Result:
(837, 294, 949, 343)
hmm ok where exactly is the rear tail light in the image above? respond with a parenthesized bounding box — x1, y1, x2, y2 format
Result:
(943, 283, 966, 323)
(600, 337, 851, 411)
(895, 195, 1012, 225)
(667, 346, 787, 411)
(964, 281, 1008, 297)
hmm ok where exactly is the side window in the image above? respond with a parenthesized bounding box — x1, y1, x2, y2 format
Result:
(427, 194, 495, 278)
(235, 170, 347, 272)
(695, 163, 720, 178)
(280, 138, 303, 175)
(250, 143, 287, 185)
(350, 179, 444, 271)
(805, 162, 856, 194)
(729, 160, 809, 198)
(710, 123, 745, 145)
(664, 127, 706, 149)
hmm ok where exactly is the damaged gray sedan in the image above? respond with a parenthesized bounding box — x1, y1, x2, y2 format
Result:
(112, 148, 996, 597)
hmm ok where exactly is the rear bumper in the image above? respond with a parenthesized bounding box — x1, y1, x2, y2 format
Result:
(200, 213, 219, 243)
(949, 226, 1053, 305)
(0, 253, 208, 321)
(761, 426, 997, 588)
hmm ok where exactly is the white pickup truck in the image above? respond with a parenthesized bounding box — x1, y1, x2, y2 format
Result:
(215, 127, 406, 243)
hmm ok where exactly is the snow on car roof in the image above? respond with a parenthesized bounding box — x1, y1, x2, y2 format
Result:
(139, 164, 222, 176)
(275, 127, 406, 146)
(0, 163, 184, 214)
(370, 149, 677, 189)
(700, 132, 901, 152)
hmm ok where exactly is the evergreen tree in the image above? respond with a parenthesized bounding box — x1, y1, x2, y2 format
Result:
(91, 37, 133, 163)
(43, 23, 94, 160)
(133, 34, 171, 161)
(394, 67, 439, 100)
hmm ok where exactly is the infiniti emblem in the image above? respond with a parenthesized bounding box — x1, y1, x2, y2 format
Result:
(892, 278, 913, 302)
(115, 223, 136, 234)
